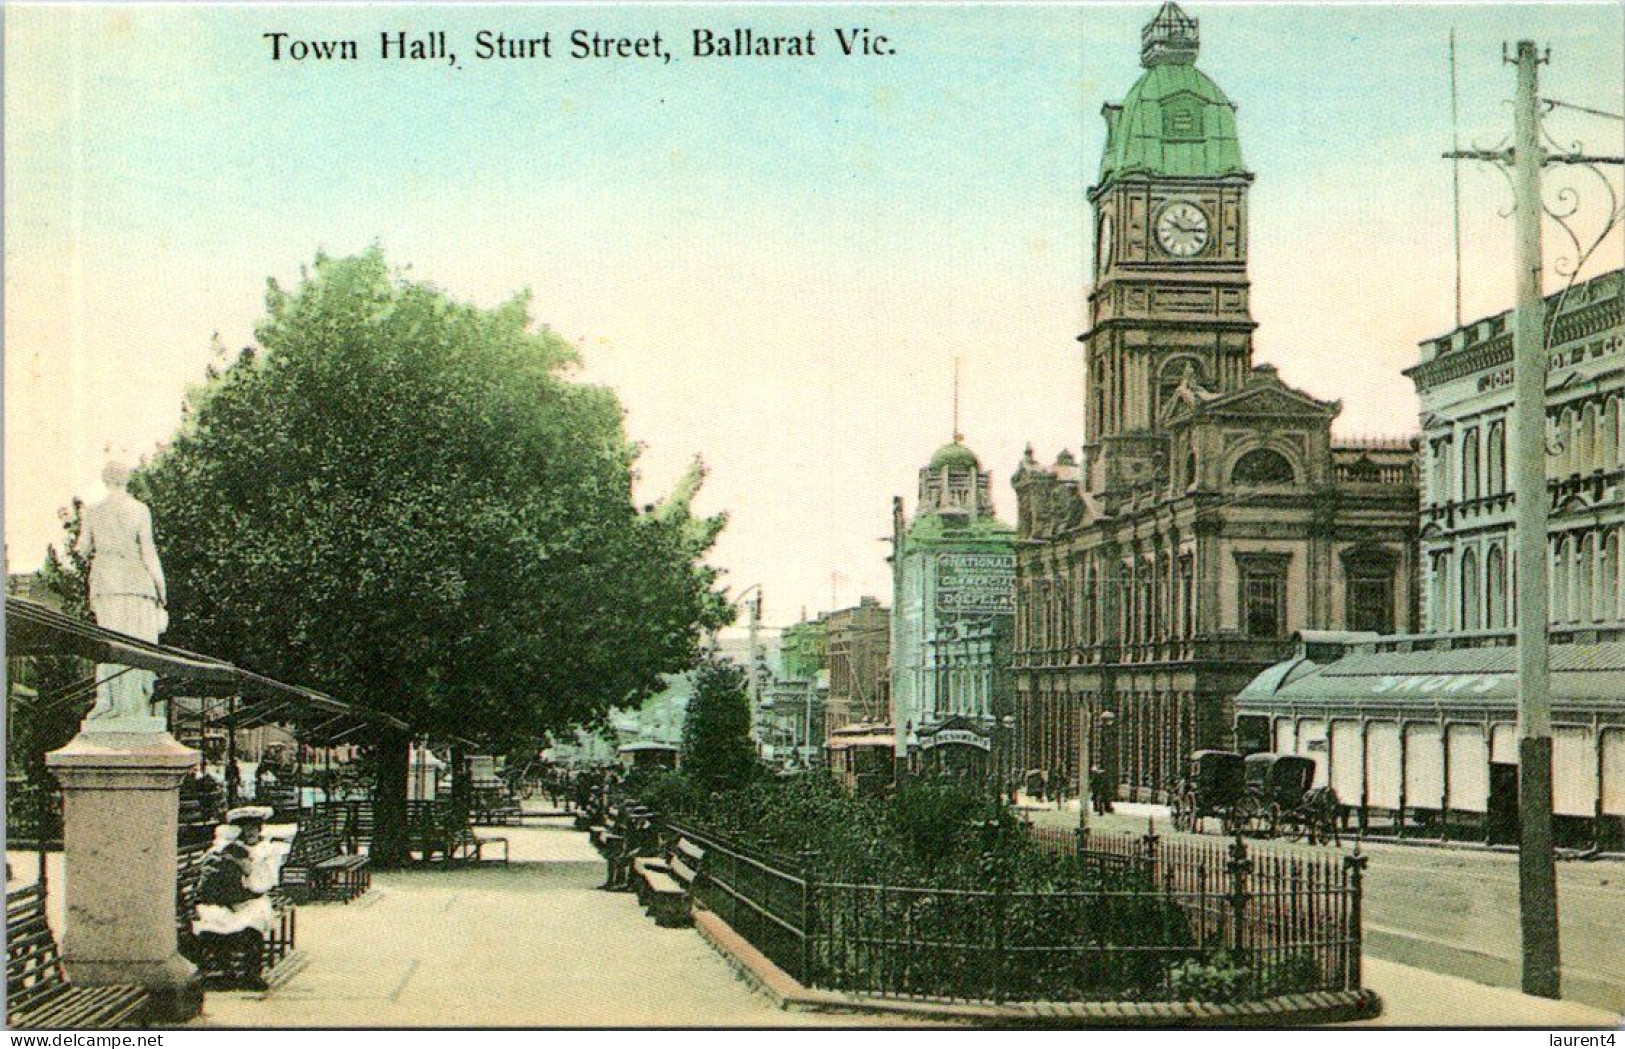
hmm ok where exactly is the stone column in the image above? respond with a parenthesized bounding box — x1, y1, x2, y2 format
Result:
(46, 727, 203, 1022)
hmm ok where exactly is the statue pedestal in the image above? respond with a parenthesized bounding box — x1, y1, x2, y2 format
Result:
(46, 728, 204, 1022)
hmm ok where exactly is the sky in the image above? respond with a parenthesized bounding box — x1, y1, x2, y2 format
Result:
(6, 1, 1624, 626)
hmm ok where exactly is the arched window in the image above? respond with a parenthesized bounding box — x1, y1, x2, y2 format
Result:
(1084, 563, 1098, 645)
(1178, 554, 1195, 638)
(1486, 421, 1507, 495)
(1461, 549, 1481, 631)
(1432, 439, 1454, 505)
(1606, 398, 1622, 470)
(1559, 408, 1578, 476)
(1553, 537, 1573, 625)
(1462, 428, 1481, 501)
(1581, 403, 1600, 472)
(1580, 532, 1598, 623)
(1092, 360, 1106, 437)
(1486, 544, 1507, 629)
(1430, 551, 1453, 632)
(1155, 552, 1171, 640)
(1605, 530, 1622, 624)
(1231, 448, 1296, 486)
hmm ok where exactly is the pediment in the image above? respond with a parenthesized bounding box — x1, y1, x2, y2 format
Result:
(1203, 382, 1334, 420)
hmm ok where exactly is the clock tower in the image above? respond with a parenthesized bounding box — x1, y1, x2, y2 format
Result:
(1083, 2, 1256, 494)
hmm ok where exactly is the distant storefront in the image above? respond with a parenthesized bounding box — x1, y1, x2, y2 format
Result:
(825, 723, 894, 795)
(1237, 636, 1625, 849)
(914, 714, 994, 779)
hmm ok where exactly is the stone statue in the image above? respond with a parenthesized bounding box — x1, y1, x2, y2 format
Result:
(76, 461, 169, 727)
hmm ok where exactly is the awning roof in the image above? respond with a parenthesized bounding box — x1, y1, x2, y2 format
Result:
(7, 595, 240, 685)
(7, 595, 408, 737)
(826, 734, 895, 749)
(1237, 640, 1625, 710)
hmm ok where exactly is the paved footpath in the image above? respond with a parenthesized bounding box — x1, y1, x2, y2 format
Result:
(189, 818, 902, 1028)
(12, 814, 1618, 1028)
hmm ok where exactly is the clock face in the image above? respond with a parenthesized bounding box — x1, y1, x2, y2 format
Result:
(1155, 201, 1210, 257)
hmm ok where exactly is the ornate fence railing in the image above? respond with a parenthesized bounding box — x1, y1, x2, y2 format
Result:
(673, 819, 1365, 1006)
(669, 823, 814, 984)
(1033, 825, 1366, 998)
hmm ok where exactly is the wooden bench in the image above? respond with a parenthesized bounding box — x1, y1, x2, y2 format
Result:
(444, 824, 509, 865)
(176, 844, 298, 990)
(405, 802, 509, 865)
(314, 800, 373, 854)
(281, 815, 370, 903)
(474, 794, 525, 827)
(670, 836, 705, 893)
(6, 883, 149, 1029)
(632, 833, 704, 927)
(631, 856, 688, 927)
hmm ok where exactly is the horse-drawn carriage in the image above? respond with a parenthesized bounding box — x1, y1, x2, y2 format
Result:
(1171, 750, 1341, 844)
(1171, 750, 1247, 835)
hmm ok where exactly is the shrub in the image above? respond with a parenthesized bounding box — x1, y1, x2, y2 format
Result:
(1167, 951, 1255, 1002)
(1261, 951, 1323, 997)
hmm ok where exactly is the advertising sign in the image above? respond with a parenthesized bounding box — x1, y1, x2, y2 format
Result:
(936, 552, 1016, 614)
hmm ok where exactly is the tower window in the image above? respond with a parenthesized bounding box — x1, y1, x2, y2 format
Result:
(1163, 105, 1202, 141)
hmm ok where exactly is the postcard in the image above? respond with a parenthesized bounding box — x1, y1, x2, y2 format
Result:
(4, 0, 1622, 1033)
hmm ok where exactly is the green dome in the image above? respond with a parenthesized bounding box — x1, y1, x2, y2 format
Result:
(929, 441, 980, 471)
(1099, 55, 1245, 183)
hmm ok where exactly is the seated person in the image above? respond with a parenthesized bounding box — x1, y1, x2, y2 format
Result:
(192, 806, 295, 986)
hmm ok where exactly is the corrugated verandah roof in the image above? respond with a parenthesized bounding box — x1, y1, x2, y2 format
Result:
(1238, 641, 1625, 706)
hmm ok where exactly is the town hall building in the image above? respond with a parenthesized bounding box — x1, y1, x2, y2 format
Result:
(1012, 2, 1420, 801)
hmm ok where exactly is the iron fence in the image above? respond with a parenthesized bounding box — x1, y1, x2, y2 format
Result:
(1034, 825, 1366, 998)
(671, 820, 1365, 1006)
(670, 823, 814, 984)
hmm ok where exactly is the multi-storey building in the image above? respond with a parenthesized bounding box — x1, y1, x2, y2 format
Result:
(823, 596, 891, 735)
(888, 438, 1017, 778)
(1413, 268, 1625, 636)
(1237, 268, 1625, 848)
(1013, 2, 1420, 801)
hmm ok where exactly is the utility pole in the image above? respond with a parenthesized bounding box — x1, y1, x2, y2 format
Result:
(1444, 39, 1624, 1000)
(748, 588, 763, 747)
(1508, 41, 1561, 1000)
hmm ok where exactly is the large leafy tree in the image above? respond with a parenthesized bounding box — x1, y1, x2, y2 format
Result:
(680, 655, 759, 793)
(135, 248, 731, 863)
